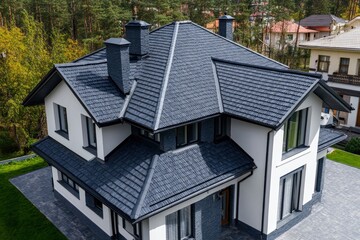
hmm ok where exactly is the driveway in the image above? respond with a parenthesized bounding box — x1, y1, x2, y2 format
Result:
(10, 159, 360, 240)
(277, 160, 360, 240)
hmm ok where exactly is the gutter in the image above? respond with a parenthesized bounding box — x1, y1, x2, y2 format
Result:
(261, 130, 272, 239)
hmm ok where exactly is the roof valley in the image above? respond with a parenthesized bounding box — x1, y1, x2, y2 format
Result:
(153, 22, 179, 130)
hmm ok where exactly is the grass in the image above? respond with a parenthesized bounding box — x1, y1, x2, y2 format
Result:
(0, 157, 66, 240)
(0, 151, 25, 161)
(327, 148, 360, 169)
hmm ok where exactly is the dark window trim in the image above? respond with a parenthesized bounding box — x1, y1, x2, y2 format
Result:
(339, 57, 350, 75)
(58, 172, 79, 198)
(86, 116, 97, 149)
(86, 191, 103, 218)
(317, 55, 330, 73)
(283, 108, 308, 154)
(166, 205, 194, 240)
(278, 167, 303, 222)
(122, 218, 141, 238)
(214, 116, 227, 142)
(55, 104, 69, 139)
(176, 123, 200, 148)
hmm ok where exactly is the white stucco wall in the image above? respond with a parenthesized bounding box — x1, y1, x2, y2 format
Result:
(230, 120, 271, 230)
(45, 81, 95, 160)
(52, 166, 112, 236)
(45, 80, 131, 160)
(231, 93, 323, 235)
(265, 93, 322, 234)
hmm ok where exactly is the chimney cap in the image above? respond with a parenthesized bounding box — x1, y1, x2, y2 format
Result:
(219, 15, 234, 20)
(126, 20, 150, 28)
(104, 38, 130, 46)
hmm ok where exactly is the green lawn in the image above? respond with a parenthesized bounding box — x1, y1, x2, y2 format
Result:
(0, 151, 24, 161)
(0, 157, 66, 240)
(327, 149, 360, 169)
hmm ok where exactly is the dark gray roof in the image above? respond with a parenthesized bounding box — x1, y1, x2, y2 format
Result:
(32, 136, 255, 221)
(300, 14, 346, 27)
(23, 20, 352, 130)
(318, 128, 347, 152)
(214, 59, 319, 128)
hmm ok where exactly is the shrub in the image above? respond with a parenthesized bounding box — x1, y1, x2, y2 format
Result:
(0, 131, 19, 154)
(345, 137, 360, 155)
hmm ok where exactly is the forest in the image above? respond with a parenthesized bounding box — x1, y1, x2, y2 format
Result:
(0, 0, 360, 157)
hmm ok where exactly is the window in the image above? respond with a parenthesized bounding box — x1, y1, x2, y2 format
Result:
(122, 219, 141, 237)
(55, 104, 69, 138)
(140, 129, 160, 142)
(86, 192, 103, 217)
(282, 108, 308, 153)
(166, 206, 192, 240)
(214, 116, 227, 141)
(286, 34, 293, 41)
(176, 123, 199, 148)
(357, 59, 360, 76)
(317, 55, 330, 72)
(339, 58, 350, 74)
(59, 172, 79, 197)
(278, 168, 303, 221)
(85, 116, 97, 148)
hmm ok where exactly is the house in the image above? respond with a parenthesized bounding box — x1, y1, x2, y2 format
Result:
(299, 28, 360, 128)
(265, 20, 318, 50)
(345, 16, 360, 31)
(299, 14, 347, 39)
(23, 15, 351, 240)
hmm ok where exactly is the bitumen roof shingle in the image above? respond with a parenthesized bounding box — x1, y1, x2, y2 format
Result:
(213, 59, 319, 128)
(300, 14, 346, 27)
(318, 128, 347, 152)
(32, 136, 255, 221)
(23, 20, 352, 130)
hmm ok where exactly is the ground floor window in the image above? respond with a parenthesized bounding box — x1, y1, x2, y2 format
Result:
(85, 192, 103, 217)
(59, 171, 79, 198)
(166, 206, 192, 240)
(277, 167, 303, 221)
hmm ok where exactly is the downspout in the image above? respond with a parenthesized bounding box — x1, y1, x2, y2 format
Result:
(235, 171, 254, 220)
(261, 130, 273, 239)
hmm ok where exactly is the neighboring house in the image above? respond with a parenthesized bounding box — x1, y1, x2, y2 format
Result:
(300, 14, 347, 39)
(23, 15, 351, 240)
(300, 28, 360, 128)
(266, 20, 318, 50)
(345, 16, 360, 31)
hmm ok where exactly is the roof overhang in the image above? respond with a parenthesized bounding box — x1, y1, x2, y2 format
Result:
(299, 45, 360, 53)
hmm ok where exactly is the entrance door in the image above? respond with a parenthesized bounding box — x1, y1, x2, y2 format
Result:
(220, 188, 230, 225)
(356, 99, 360, 127)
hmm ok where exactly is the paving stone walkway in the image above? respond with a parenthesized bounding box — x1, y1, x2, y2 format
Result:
(10, 167, 98, 240)
(10, 160, 360, 240)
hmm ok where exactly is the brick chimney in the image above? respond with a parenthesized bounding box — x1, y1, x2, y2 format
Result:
(104, 38, 131, 94)
(219, 14, 234, 41)
(125, 19, 150, 56)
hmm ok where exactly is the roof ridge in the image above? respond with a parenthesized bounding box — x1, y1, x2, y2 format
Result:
(188, 21, 288, 69)
(131, 154, 159, 219)
(212, 57, 322, 78)
(55, 59, 107, 68)
(119, 80, 137, 118)
(73, 47, 106, 63)
(153, 22, 179, 130)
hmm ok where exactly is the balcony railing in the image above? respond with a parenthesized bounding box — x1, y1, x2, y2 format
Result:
(328, 74, 360, 86)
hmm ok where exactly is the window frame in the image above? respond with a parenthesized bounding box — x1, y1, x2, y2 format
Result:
(317, 55, 330, 73)
(59, 172, 79, 198)
(85, 116, 97, 149)
(214, 116, 227, 141)
(55, 104, 69, 139)
(339, 57, 350, 75)
(282, 108, 308, 154)
(122, 218, 141, 237)
(85, 191, 103, 217)
(277, 167, 303, 222)
(176, 123, 199, 148)
(166, 206, 193, 240)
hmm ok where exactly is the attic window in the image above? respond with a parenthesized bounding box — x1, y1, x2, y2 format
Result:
(176, 123, 199, 148)
(81, 115, 97, 154)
